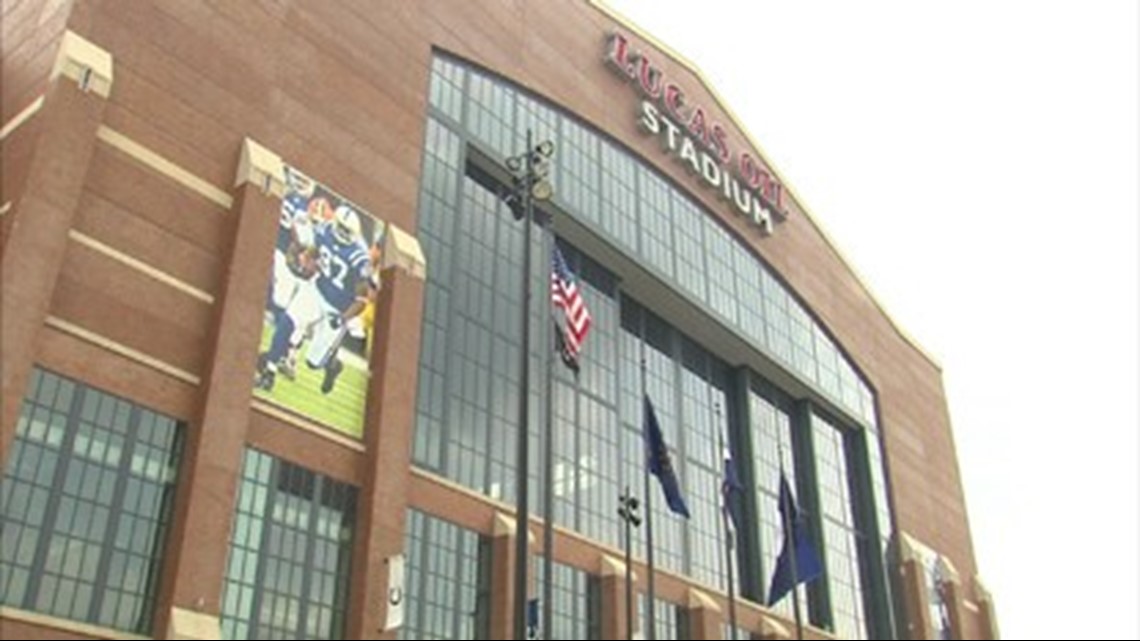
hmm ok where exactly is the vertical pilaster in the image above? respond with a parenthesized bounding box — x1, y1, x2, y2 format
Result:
(686, 588, 723, 640)
(489, 513, 522, 639)
(155, 139, 285, 639)
(1, 30, 112, 467)
(346, 233, 427, 639)
(598, 555, 637, 640)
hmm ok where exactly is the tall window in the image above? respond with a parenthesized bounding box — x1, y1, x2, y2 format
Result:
(750, 384, 813, 619)
(535, 560, 591, 639)
(619, 301, 734, 590)
(638, 595, 681, 641)
(220, 449, 356, 640)
(399, 510, 486, 640)
(812, 413, 869, 639)
(0, 368, 183, 633)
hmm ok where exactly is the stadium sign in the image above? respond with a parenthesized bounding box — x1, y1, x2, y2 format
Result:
(605, 32, 789, 235)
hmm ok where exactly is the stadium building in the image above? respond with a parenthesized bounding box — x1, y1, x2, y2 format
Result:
(0, 1, 999, 639)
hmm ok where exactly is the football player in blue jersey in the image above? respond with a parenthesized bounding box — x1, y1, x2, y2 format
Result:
(268, 169, 316, 318)
(256, 204, 373, 395)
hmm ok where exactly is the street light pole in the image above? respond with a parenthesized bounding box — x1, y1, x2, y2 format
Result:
(505, 130, 555, 640)
(511, 129, 535, 641)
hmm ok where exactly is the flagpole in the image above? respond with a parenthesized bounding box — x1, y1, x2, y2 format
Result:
(541, 226, 555, 641)
(715, 404, 739, 641)
(776, 437, 805, 641)
(640, 349, 657, 641)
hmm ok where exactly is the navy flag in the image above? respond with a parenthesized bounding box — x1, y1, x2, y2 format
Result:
(643, 395, 690, 518)
(767, 470, 823, 606)
(526, 597, 539, 639)
(722, 445, 745, 532)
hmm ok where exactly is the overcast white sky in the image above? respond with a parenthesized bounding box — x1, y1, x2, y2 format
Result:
(604, 1, 1140, 638)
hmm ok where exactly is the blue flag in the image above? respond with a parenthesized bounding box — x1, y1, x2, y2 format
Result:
(526, 597, 539, 638)
(722, 446, 745, 531)
(643, 395, 690, 518)
(767, 470, 823, 606)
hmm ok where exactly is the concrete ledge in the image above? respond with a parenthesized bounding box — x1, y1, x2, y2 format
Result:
(687, 587, 720, 612)
(0, 607, 148, 640)
(51, 31, 114, 98)
(600, 554, 637, 581)
(383, 224, 427, 280)
(235, 138, 286, 198)
(167, 607, 220, 640)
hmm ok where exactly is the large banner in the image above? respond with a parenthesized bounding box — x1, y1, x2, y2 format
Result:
(254, 166, 385, 438)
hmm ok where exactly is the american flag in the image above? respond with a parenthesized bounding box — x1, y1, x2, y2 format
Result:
(551, 245, 592, 369)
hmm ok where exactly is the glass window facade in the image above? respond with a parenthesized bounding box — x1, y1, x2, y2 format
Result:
(0, 368, 183, 634)
(749, 384, 812, 620)
(414, 53, 898, 639)
(535, 560, 590, 639)
(420, 55, 875, 426)
(638, 595, 680, 641)
(220, 449, 356, 640)
(399, 510, 485, 640)
(811, 413, 868, 640)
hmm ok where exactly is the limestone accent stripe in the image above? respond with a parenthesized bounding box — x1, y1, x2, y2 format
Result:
(250, 399, 367, 453)
(167, 606, 220, 640)
(0, 95, 45, 140)
(0, 606, 150, 641)
(45, 315, 201, 385)
(96, 125, 233, 209)
(69, 229, 215, 304)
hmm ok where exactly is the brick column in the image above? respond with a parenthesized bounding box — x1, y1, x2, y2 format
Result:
(598, 555, 637, 640)
(488, 512, 522, 639)
(154, 139, 285, 639)
(687, 588, 724, 640)
(346, 233, 427, 639)
(1, 30, 112, 466)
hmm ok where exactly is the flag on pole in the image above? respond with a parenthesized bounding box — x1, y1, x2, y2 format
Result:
(551, 245, 592, 370)
(722, 446, 745, 532)
(767, 471, 823, 606)
(526, 597, 539, 639)
(643, 395, 690, 518)
(552, 322, 579, 373)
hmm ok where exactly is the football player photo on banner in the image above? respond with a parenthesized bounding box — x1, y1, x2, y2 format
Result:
(253, 166, 385, 438)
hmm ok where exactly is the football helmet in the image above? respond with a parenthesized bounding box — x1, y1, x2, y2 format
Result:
(332, 205, 362, 245)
